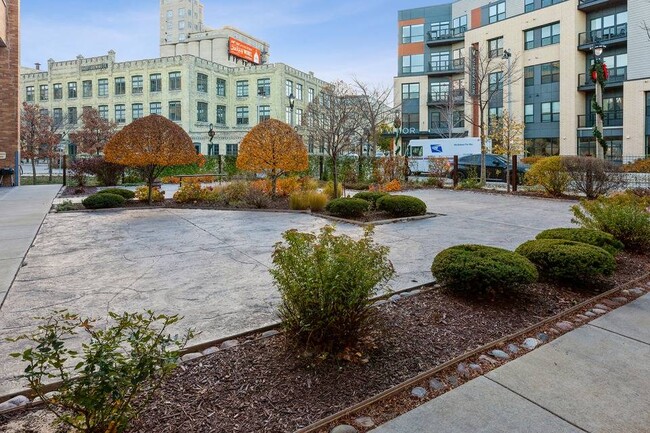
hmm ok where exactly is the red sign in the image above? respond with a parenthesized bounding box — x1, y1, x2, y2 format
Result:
(229, 37, 261, 64)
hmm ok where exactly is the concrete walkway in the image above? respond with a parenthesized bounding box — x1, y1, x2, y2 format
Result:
(0, 186, 60, 306)
(371, 292, 650, 433)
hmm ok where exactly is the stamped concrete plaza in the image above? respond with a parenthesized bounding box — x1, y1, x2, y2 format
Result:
(0, 188, 574, 395)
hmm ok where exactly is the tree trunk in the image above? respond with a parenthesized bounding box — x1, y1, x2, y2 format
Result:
(48, 157, 53, 183)
(480, 128, 487, 186)
(31, 158, 37, 185)
(271, 169, 277, 197)
(332, 157, 339, 199)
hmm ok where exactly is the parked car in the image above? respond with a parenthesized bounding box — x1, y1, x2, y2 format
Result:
(450, 154, 529, 183)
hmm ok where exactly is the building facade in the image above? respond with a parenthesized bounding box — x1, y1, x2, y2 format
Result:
(395, 0, 650, 161)
(0, 0, 20, 185)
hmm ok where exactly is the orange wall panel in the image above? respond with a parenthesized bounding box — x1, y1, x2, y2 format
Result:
(398, 43, 424, 56)
(471, 8, 482, 29)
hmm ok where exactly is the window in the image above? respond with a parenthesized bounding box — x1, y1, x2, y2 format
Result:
(39, 85, 48, 101)
(453, 110, 465, 128)
(166, 9, 173, 18)
(82, 80, 92, 97)
(488, 107, 503, 119)
(169, 101, 182, 121)
(236, 80, 249, 97)
(488, 37, 503, 58)
(541, 61, 560, 84)
(525, 104, 534, 123)
(132, 103, 144, 120)
(53, 108, 63, 127)
(286, 80, 293, 97)
(525, 0, 535, 12)
(169, 72, 181, 91)
(402, 24, 424, 43)
(253, 78, 270, 97)
(402, 83, 420, 100)
(430, 21, 450, 39)
(150, 102, 162, 115)
(68, 82, 77, 99)
(197, 73, 208, 93)
(541, 101, 559, 122)
(429, 82, 449, 100)
(452, 15, 467, 31)
(258, 105, 271, 122)
(236, 106, 249, 125)
(402, 54, 424, 73)
(150, 74, 162, 92)
(98, 105, 109, 119)
(98, 79, 108, 97)
(39, 108, 49, 117)
(26, 86, 34, 102)
(286, 107, 293, 124)
(115, 77, 126, 95)
(541, 23, 560, 46)
(525, 30, 535, 50)
(132, 76, 143, 94)
(489, 72, 503, 91)
(226, 143, 238, 156)
(216, 105, 226, 124)
(524, 66, 534, 86)
(68, 107, 78, 125)
(489, 2, 506, 24)
(401, 113, 419, 130)
(115, 105, 126, 123)
(216, 78, 226, 97)
(296, 108, 303, 126)
(208, 143, 219, 156)
(197, 101, 208, 122)
(296, 83, 303, 100)
(178, 8, 185, 16)
(179, 20, 185, 29)
(525, 138, 560, 156)
(53, 83, 63, 100)
(308, 88, 315, 103)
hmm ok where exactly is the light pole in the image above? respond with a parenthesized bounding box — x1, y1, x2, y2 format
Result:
(288, 93, 295, 127)
(502, 49, 513, 191)
(591, 42, 607, 159)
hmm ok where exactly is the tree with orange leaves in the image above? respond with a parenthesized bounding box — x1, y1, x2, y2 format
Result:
(104, 114, 202, 203)
(20, 102, 60, 185)
(237, 119, 308, 196)
(68, 107, 116, 156)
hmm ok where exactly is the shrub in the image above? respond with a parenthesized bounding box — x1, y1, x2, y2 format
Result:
(516, 239, 615, 282)
(173, 181, 203, 203)
(9, 310, 193, 433)
(572, 195, 650, 251)
(344, 181, 372, 191)
(325, 197, 370, 217)
(322, 181, 343, 199)
(270, 226, 394, 352)
(97, 188, 135, 200)
(289, 192, 311, 210)
(202, 185, 224, 203)
(381, 179, 402, 192)
(376, 195, 427, 217)
(622, 158, 650, 173)
(354, 191, 389, 209)
(525, 156, 570, 196)
(86, 158, 125, 186)
(68, 158, 92, 187)
(521, 156, 543, 165)
(536, 227, 624, 255)
(245, 187, 271, 208)
(430, 245, 538, 295)
(135, 185, 165, 202)
(250, 177, 302, 197)
(221, 181, 250, 205)
(308, 192, 328, 212)
(82, 193, 126, 209)
(563, 156, 626, 199)
(300, 176, 320, 192)
(56, 200, 76, 212)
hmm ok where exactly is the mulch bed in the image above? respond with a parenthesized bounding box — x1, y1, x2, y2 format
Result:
(59, 186, 98, 198)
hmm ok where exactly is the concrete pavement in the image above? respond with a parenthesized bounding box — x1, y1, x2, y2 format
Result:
(371, 293, 650, 433)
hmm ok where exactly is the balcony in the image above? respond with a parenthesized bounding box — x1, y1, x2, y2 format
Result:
(578, 0, 626, 12)
(578, 24, 627, 51)
(577, 110, 624, 128)
(577, 67, 626, 91)
(427, 89, 465, 105)
(427, 26, 466, 46)
(428, 59, 464, 76)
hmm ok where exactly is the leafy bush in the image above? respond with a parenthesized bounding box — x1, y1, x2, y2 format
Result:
(289, 192, 311, 210)
(250, 177, 302, 197)
(376, 195, 427, 217)
(354, 191, 389, 209)
(521, 156, 543, 165)
(173, 181, 203, 203)
(325, 197, 370, 217)
(135, 185, 165, 202)
(9, 310, 193, 433)
(245, 187, 271, 208)
(56, 200, 77, 212)
(68, 158, 92, 187)
(572, 195, 650, 251)
(516, 239, 615, 282)
(380, 179, 402, 192)
(270, 226, 394, 351)
(322, 181, 343, 199)
(623, 158, 650, 173)
(202, 185, 224, 203)
(562, 156, 626, 199)
(82, 193, 126, 209)
(97, 188, 135, 200)
(536, 227, 624, 255)
(69, 158, 124, 187)
(430, 245, 538, 295)
(344, 181, 372, 191)
(525, 156, 570, 196)
(221, 181, 250, 205)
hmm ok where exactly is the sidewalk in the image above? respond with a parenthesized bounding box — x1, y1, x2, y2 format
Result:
(0, 185, 61, 306)
(371, 292, 650, 433)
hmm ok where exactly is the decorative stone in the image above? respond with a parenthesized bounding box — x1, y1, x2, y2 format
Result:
(584, 311, 597, 317)
(181, 352, 202, 362)
(0, 402, 15, 411)
(602, 299, 619, 307)
(469, 363, 483, 373)
(388, 294, 402, 303)
(429, 378, 446, 391)
(507, 344, 519, 354)
(522, 338, 539, 350)
(594, 304, 610, 311)
(576, 314, 591, 321)
(446, 375, 459, 386)
(331, 425, 358, 433)
(630, 288, 645, 296)
(479, 355, 498, 365)
(556, 321, 574, 332)
(621, 289, 630, 295)
(401, 289, 421, 298)
(411, 387, 428, 398)
(220, 339, 239, 349)
(261, 330, 279, 338)
(592, 308, 608, 315)
(7, 396, 29, 407)
(201, 347, 219, 355)
(537, 332, 549, 342)
(548, 328, 560, 335)
(373, 300, 387, 307)
(490, 349, 510, 360)
(457, 363, 470, 378)
(354, 417, 375, 428)
(612, 296, 628, 303)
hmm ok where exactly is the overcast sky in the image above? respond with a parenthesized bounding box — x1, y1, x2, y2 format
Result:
(21, 0, 443, 90)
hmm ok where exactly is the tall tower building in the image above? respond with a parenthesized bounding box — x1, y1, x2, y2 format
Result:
(160, 0, 205, 46)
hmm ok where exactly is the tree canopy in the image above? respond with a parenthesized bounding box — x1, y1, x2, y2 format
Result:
(68, 108, 116, 155)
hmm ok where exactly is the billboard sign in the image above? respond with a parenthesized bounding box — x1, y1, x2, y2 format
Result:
(229, 37, 261, 64)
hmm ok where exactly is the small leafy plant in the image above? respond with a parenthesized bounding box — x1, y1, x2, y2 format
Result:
(81, 193, 126, 209)
(9, 310, 194, 433)
(56, 200, 77, 212)
(325, 197, 370, 217)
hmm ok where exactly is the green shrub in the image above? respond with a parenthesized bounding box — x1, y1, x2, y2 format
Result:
(376, 194, 427, 217)
(56, 200, 77, 212)
(516, 239, 615, 282)
(325, 197, 369, 217)
(354, 191, 389, 209)
(82, 193, 126, 209)
(536, 227, 624, 255)
(270, 226, 394, 352)
(572, 195, 650, 251)
(222, 181, 250, 205)
(9, 310, 194, 433)
(431, 245, 538, 295)
(97, 188, 135, 200)
(525, 156, 570, 196)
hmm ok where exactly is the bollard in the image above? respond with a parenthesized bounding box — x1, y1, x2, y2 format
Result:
(62, 155, 67, 186)
(453, 155, 459, 188)
(512, 155, 518, 192)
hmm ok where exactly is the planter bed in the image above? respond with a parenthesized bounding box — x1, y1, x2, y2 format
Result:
(2, 252, 647, 433)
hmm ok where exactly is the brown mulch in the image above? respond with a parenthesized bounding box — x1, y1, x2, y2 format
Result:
(59, 186, 98, 197)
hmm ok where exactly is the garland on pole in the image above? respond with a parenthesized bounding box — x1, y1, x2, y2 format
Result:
(590, 60, 609, 154)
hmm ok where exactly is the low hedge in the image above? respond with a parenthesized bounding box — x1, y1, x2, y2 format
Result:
(353, 191, 389, 209)
(536, 228, 624, 255)
(431, 244, 538, 295)
(82, 193, 126, 209)
(97, 188, 136, 200)
(325, 198, 370, 218)
(376, 195, 427, 218)
(515, 239, 615, 282)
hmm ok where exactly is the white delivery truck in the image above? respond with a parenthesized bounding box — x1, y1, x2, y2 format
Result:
(406, 138, 489, 174)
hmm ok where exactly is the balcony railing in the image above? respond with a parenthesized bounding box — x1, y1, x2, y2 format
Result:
(578, 23, 627, 46)
(578, 67, 627, 88)
(427, 89, 465, 105)
(577, 110, 624, 128)
(578, 0, 627, 12)
(428, 59, 464, 74)
(427, 26, 466, 43)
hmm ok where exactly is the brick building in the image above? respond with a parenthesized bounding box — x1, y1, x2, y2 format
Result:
(0, 0, 19, 186)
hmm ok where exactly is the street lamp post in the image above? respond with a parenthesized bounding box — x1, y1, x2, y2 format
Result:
(591, 42, 607, 159)
(288, 93, 295, 127)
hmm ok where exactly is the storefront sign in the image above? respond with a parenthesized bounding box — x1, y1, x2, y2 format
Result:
(0, 152, 6, 160)
(228, 37, 261, 64)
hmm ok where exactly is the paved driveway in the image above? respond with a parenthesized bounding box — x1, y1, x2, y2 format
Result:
(0, 189, 574, 395)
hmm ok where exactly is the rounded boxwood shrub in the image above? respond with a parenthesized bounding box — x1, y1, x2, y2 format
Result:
(536, 228, 624, 256)
(515, 239, 615, 282)
(353, 191, 389, 209)
(431, 244, 538, 295)
(97, 188, 135, 200)
(82, 193, 126, 209)
(325, 198, 369, 218)
(376, 194, 427, 218)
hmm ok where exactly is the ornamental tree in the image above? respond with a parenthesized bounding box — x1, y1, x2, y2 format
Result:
(68, 108, 116, 156)
(104, 114, 201, 203)
(237, 118, 308, 197)
(20, 102, 60, 184)
(488, 109, 525, 192)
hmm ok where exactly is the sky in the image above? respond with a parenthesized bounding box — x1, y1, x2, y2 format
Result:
(21, 0, 443, 91)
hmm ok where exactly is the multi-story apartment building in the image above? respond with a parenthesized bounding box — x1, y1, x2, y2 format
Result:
(395, 0, 650, 161)
(0, 0, 20, 185)
(20, 0, 326, 157)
